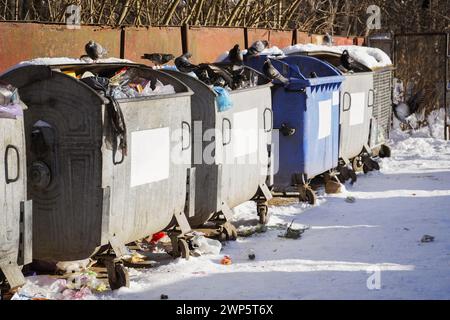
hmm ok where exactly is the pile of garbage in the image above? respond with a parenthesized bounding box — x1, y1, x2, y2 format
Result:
(174, 53, 261, 91)
(107, 67, 175, 99)
(11, 271, 107, 300)
(59, 66, 176, 99)
(0, 84, 23, 119)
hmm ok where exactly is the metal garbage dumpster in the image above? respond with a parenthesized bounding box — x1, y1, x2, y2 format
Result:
(0, 62, 195, 288)
(0, 84, 32, 290)
(286, 50, 377, 179)
(245, 55, 344, 204)
(162, 65, 274, 227)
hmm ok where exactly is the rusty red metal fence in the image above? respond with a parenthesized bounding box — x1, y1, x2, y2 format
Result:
(0, 22, 365, 73)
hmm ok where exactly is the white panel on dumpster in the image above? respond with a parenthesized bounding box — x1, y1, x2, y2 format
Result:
(130, 127, 170, 187)
(318, 99, 332, 139)
(349, 92, 365, 126)
(332, 91, 340, 106)
(232, 108, 258, 157)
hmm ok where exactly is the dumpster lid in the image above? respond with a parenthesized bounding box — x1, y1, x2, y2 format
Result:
(164, 63, 271, 96)
(287, 50, 372, 73)
(249, 55, 344, 88)
(283, 44, 393, 71)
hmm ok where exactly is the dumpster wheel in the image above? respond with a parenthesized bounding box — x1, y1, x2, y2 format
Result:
(106, 261, 130, 291)
(178, 238, 190, 260)
(221, 222, 238, 241)
(379, 144, 391, 158)
(257, 203, 269, 225)
(298, 185, 316, 205)
(362, 155, 380, 173)
(338, 165, 357, 184)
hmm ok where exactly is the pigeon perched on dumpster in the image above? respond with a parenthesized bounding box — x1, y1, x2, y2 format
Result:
(175, 52, 198, 73)
(84, 40, 108, 61)
(340, 50, 354, 71)
(262, 59, 289, 85)
(142, 53, 175, 66)
(228, 44, 243, 65)
(244, 40, 269, 60)
(323, 33, 333, 46)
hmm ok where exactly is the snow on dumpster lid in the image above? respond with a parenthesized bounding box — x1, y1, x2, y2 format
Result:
(20, 57, 134, 66)
(282, 44, 393, 69)
(1, 57, 135, 75)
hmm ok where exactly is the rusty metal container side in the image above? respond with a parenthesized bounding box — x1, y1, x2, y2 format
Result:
(296, 31, 313, 44)
(123, 27, 183, 65)
(0, 63, 192, 261)
(269, 30, 293, 49)
(354, 37, 366, 46)
(311, 34, 325, 45)
(0, 101, 32, 288)
(247, 28, 270, 47)
(0, 22, 121, 73)
(162, 69, 272, 227)
(333, 36, 355, 46)
(187, 27, 245, 64)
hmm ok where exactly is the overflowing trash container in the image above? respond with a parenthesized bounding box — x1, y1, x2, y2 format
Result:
(163, 64, 274, 227)
(286, 50, 377, 179)
(0, 84, 32, 290)
(245, 55, 343, 204)
(0, 62, 195, 289)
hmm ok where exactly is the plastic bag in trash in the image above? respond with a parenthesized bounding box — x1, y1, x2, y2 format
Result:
(214, 86, 233, 112)
(191, 235, 222, 255)
(0, 103, 23, 119)
(0, 84, 23, 119)
(56, 259, 91, 274)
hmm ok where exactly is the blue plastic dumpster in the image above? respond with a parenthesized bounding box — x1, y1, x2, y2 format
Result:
(245, 55, 344, 204)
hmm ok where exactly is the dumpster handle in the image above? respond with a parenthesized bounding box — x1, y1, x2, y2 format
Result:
(222, 118, 232, 146)
(285, 87, 306, 93)
(264, 108, 273, 132)
(343, 92, 351, 112)
(113, 149, 125, 165)
(5, 145, 20, 184)
(368, 89, 375, 108)
(182, 121, 191, 150)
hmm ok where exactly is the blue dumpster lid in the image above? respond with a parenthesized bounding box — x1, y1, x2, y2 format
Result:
(245, 55, 344, 89)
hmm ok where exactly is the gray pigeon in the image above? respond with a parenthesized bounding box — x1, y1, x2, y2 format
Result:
(85, 40, 107, 61)
(142, 53, 174, 66)
(228, 44, 243, 64)
(340, 50, 354, 71)
(245, 40, 269, 60)
(262, 59, 289, 85)
(175, 52, 198, 73)
(323, 33, 333, 46)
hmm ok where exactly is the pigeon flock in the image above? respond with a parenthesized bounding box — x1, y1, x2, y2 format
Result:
(82, 39, 420, 125)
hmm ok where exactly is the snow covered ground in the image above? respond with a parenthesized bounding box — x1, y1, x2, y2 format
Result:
(17, 116, 450, 300)
(99, 121, 449, 300)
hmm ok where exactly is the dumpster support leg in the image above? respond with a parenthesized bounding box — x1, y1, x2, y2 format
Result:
(220, 202, 234, 222)
(109, 235, 130, 258)
(0, 262, 25, 290)
(258, 183, 273, 201)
